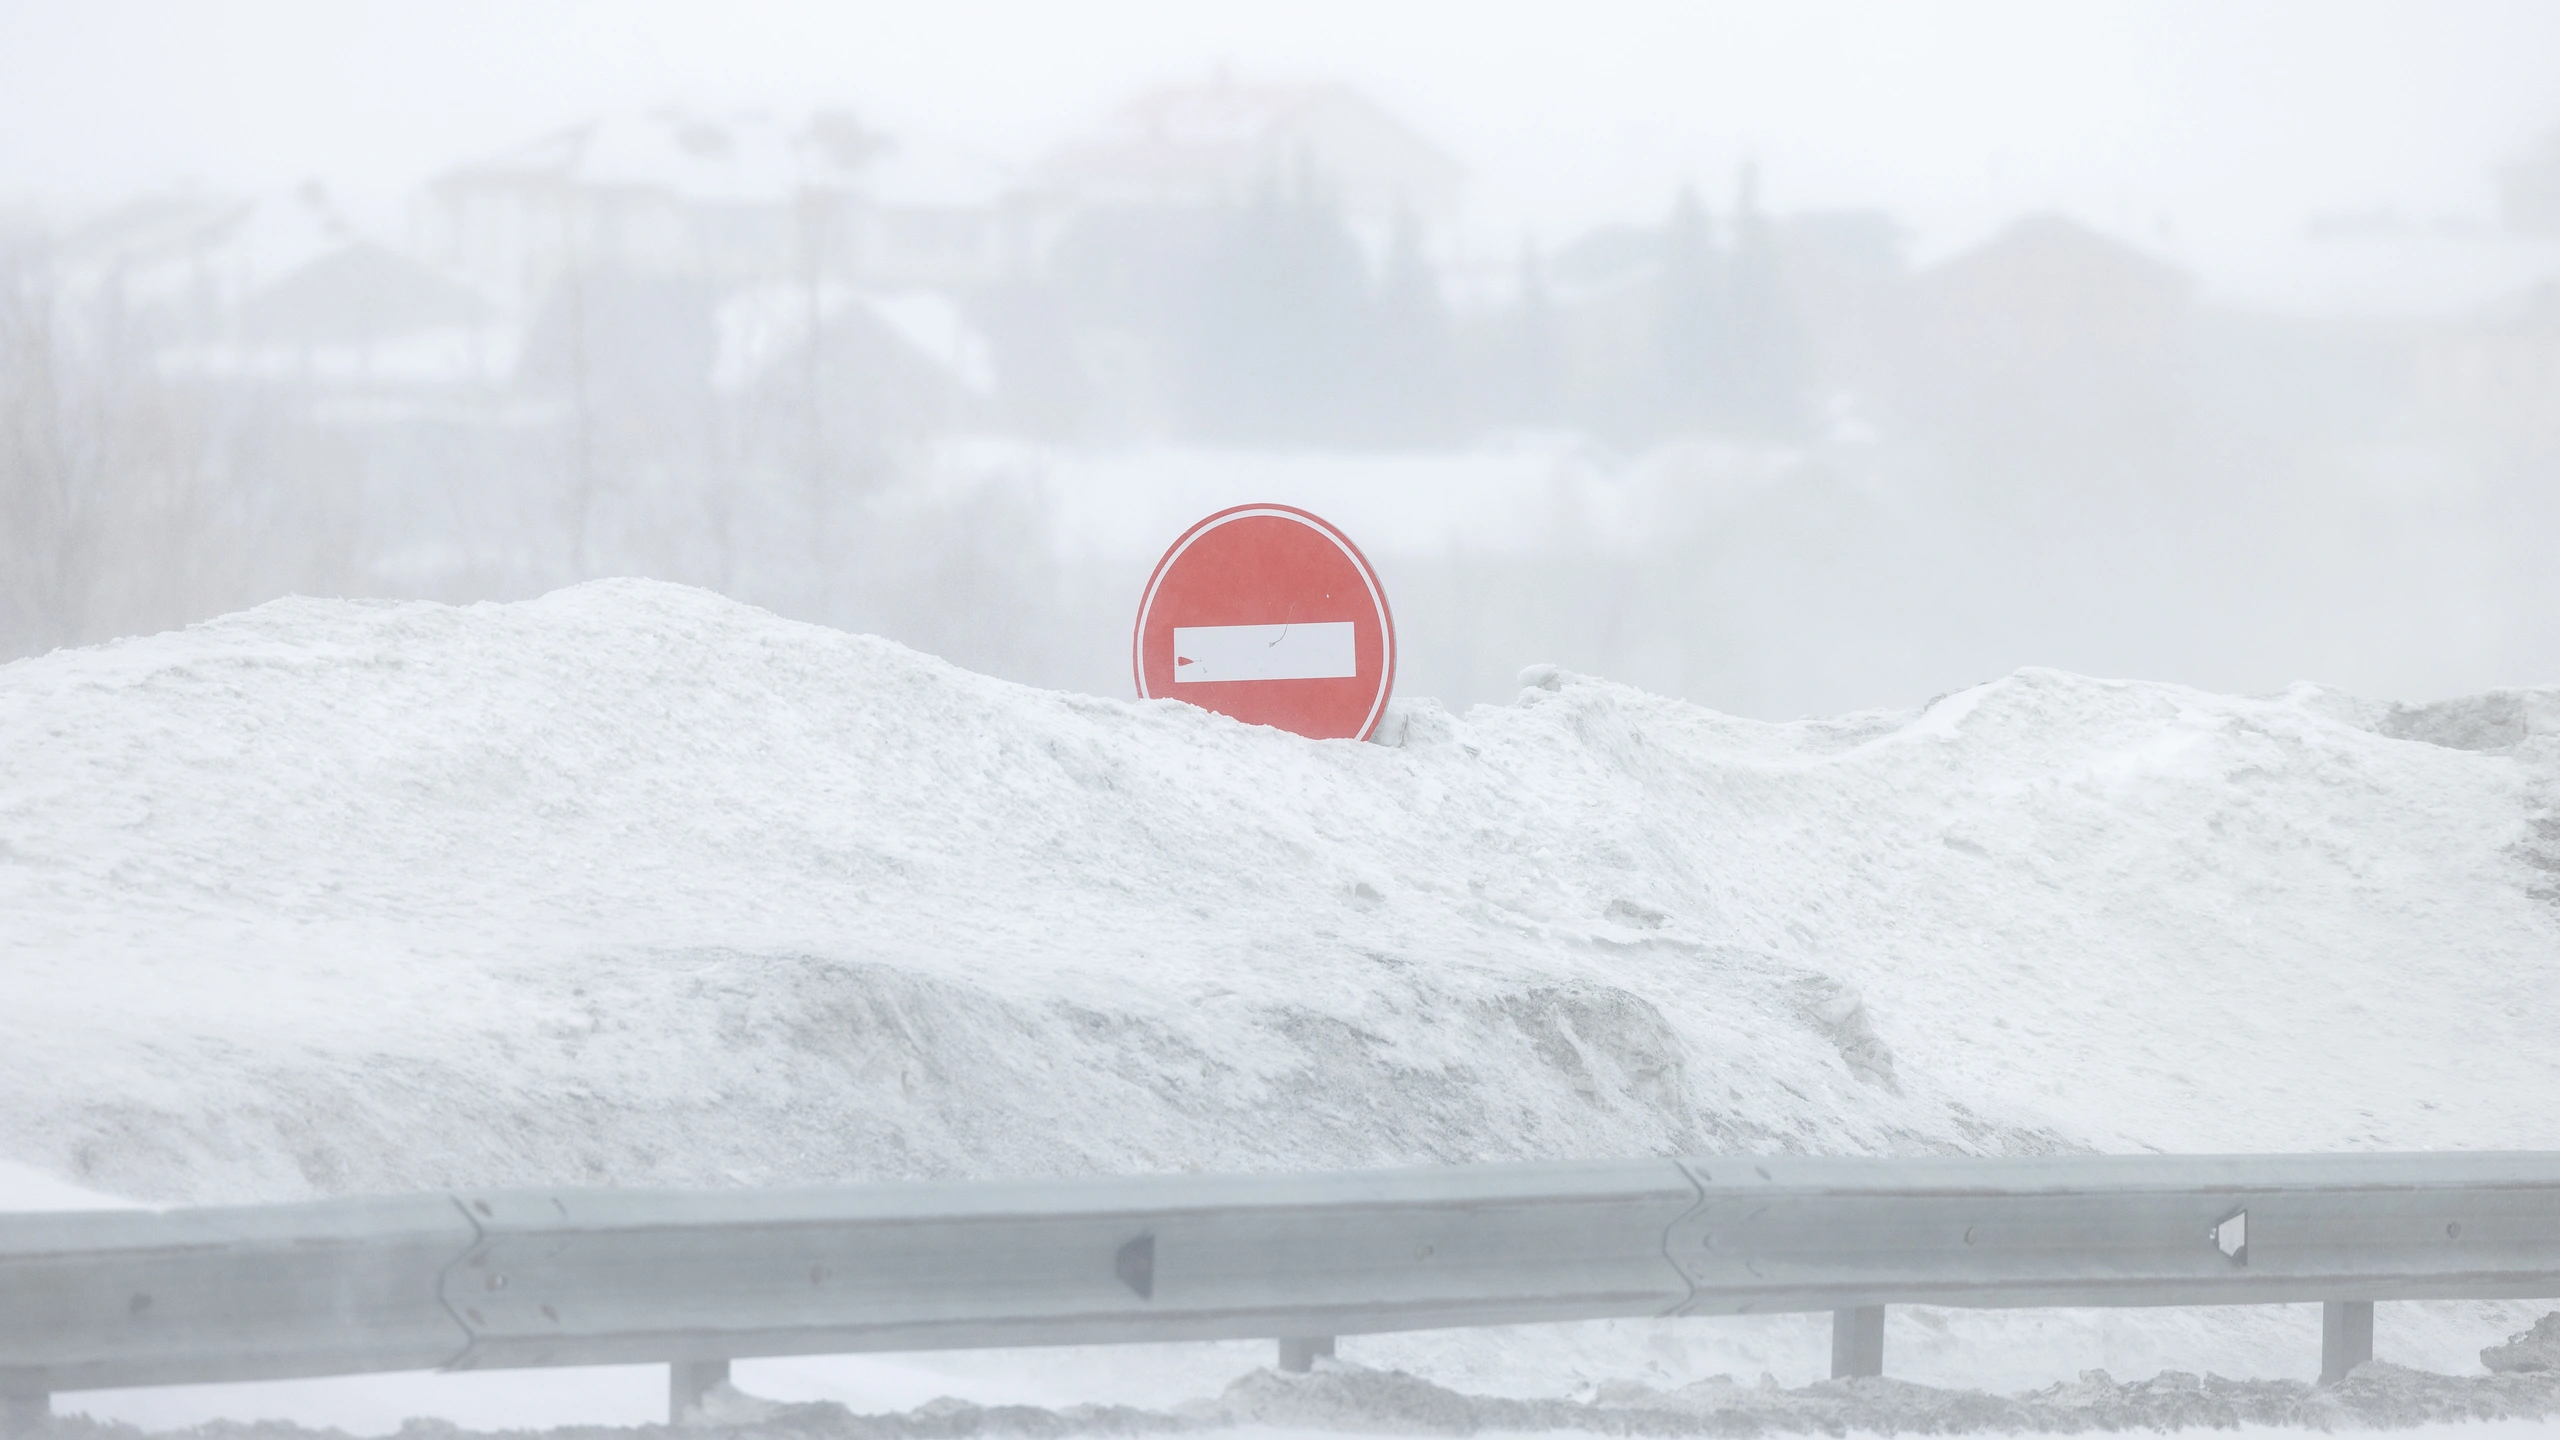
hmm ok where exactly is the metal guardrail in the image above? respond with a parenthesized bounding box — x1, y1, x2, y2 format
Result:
(4, 1153, 2558, 1429)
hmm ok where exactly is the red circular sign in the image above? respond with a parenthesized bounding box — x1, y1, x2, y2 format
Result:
(1133, 504, 1396, 741)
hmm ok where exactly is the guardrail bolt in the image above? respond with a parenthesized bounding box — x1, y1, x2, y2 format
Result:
(0, 1389, 48, 1440)
(2320, 1301, 2374, 1384)
(1831, 1306, 1886, 1379)
(1277, 1337, 1335, 1373)
(668, 1359, 729, 1422)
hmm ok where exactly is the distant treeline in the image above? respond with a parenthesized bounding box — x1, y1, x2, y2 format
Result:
(931, 166, 1825, 449)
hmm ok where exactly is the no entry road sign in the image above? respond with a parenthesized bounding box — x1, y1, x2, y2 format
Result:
(1133, 504, 1397, 741)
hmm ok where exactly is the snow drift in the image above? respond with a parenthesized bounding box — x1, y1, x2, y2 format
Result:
(4, 578, 2558, 1405)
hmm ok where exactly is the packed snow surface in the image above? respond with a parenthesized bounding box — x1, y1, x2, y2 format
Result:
(7, 578, 2556, 1200)
(5, 579, 2560, 1421)
(40, 1362, 2560, 1440)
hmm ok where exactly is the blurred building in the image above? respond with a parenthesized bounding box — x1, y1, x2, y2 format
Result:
(412, 107, 1033, 321)
(47, 189, 329, 338)
(2419, 280, 2560, 467)
(1031, 75, 1464, 232)
(1916, 219, 2185, 377)
(1918, 215, 2189, 365)
(1015, 76, 1469, 445)
(37, 185, 497, 394)
(2498, 126, 2560, 236)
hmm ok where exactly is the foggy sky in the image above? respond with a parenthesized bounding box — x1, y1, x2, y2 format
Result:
(4, 0, 2557, 278)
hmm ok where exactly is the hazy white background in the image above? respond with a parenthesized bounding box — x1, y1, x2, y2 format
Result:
(4, 2, 2552, 261)
(4, 0, 2557, 714)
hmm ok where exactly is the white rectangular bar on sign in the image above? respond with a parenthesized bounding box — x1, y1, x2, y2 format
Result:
(1173, 622, 1357, 683)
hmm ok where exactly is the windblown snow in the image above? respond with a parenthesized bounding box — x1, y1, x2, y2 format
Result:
(4, 578, 2560, 1419)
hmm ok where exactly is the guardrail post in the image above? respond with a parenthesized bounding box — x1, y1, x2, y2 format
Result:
(1831, 1306, 1885, 1379)
(668, 1359, 729, 1421)
(0, 1386, 46, 1439)
(2320, 1301, 2374, 1383)
(1277, 1337, 1335, 1372)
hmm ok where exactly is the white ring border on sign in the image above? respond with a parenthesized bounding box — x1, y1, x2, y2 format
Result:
(1132, 503, 1397, 742)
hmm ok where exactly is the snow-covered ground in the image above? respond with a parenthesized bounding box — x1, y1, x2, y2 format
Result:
(34, 1362, 2560, 1438)
(3, 579, 2558, 1432)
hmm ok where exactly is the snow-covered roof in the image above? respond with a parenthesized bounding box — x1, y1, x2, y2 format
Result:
(56, 191, 259, 272)
(432, 108, 1016, 210)
(1089, 78, 1348, 149)
(1921, 214, 2190, 305)
(1035, 77, 1464, 221)
(712, 281, 995, 394)
(47, 187, 394, 318)
(859, 138, 1021, 210)
(437, 109, 851, 204)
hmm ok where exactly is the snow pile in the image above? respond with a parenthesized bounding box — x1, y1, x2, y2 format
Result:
(36, 1360, 2560, 1440)
(0, 1159, 146, 1213)
(1224, 1361, 2560, 1435)
(6, 578, 2555, 1203)
(4, 578, 2559, 1411)
(2483, 1313, 2560, 1374)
